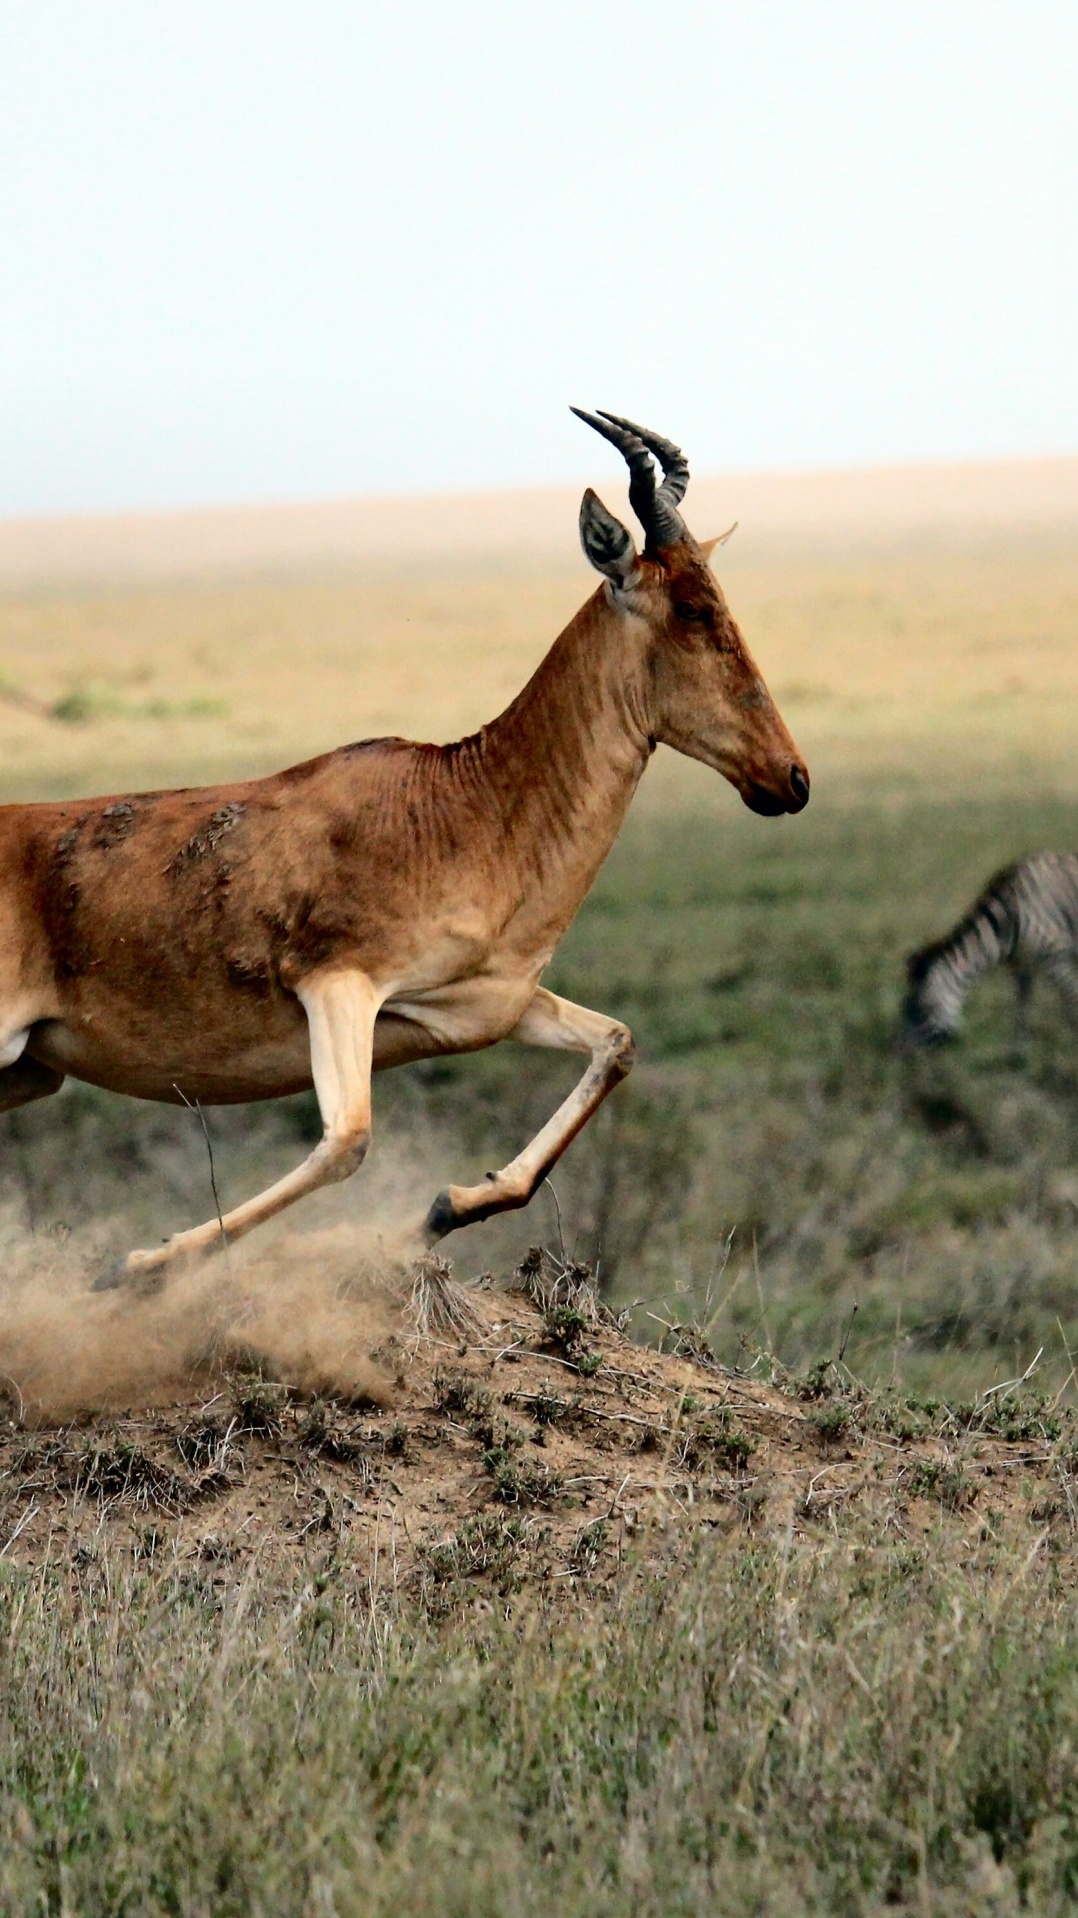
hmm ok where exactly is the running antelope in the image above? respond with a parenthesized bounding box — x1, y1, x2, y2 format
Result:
(903, 852, 1078, 1054)
(0, 410, 809, 1288)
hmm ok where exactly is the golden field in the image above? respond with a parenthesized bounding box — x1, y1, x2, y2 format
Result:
(0, 455, 1076, 806)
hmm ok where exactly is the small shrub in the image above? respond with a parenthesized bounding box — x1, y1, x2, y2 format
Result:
(567, 1517, 608, 1578)
(296, 1401, 369, 1465)
(974, 1393, 1061, 1444)
(483, 1443, 560, 1507)
(665, 1325, 720, 1371)
(870, 1397, 930, 1442)
(431, 1369, 494, 1423)
(680, 1409, 756, 1473)
(542, 1303, 590, 1353)
(407, 1254, 483, 1342)
(808, 1401, 854, 1446)
(229, 1378, 290, 1437)
(174, 1417, 228, 1471)
(174, 1416, 243, 1482)
(522, 1388, 570, 1429)
(907, 1458, 971, 1510)
(421, 1513, 529, 1589)
(515, 1245, 602, 1320)
(795, 1360, 837, 1402)
(384, 1421, 411, 1458)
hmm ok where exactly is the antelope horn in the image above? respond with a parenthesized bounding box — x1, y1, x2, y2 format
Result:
(570, 407, 689, 549)
(596, 410, 690, 509)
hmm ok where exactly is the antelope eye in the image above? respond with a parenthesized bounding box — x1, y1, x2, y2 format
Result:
(673, 601, 707, 623)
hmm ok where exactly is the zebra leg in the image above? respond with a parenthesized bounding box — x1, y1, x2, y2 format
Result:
(1012, 966, 1034, 1063)
(1042, 955, 1078, 1036)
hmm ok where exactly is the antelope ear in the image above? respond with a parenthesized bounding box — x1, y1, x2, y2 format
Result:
(698, 523, 739, 563)
(579, 488, 639, 587)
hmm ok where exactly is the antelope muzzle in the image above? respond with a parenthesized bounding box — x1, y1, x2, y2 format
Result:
(742, 762, 811, 817)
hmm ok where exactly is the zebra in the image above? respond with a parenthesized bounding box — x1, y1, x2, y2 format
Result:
(902, 852, 1078, 1052)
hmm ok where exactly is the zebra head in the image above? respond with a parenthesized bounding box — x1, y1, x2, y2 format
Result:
(901, 945, 964, 1048)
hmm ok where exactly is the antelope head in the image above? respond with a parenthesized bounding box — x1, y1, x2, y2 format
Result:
(572, 408, 810, 817)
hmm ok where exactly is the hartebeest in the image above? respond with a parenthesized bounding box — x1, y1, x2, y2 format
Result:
(0, 411, 808, 1287)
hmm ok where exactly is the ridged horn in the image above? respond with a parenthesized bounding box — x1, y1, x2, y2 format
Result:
(570, 407, 689, 548)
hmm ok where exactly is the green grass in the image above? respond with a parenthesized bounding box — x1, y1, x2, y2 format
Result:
(5, 1519, 1078, 1914)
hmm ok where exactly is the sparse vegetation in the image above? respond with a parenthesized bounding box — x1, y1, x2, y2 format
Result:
(483, 1439, 560, 1506)
(228, 1375, 290, 1436)
(679, 1407, 756, 1472)
(807, 1399, 854, 1445)
(50, 683, 229, 725)
(431, 1365, 493, 1423)
(906, 1456, 973, 1511)
(419, 1510, 531, 1591)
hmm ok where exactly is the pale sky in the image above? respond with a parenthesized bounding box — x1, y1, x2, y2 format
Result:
(1, 1, 1076, 516)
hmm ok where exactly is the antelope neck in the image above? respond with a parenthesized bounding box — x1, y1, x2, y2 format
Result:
(465, 587, 654, 888)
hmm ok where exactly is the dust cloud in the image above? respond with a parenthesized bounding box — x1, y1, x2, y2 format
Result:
(0, 1216, 427, 1424)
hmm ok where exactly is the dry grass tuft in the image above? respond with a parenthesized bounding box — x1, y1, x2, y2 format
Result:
(513, 1244, 606, 1322)
(405, 1252, 485, 1343)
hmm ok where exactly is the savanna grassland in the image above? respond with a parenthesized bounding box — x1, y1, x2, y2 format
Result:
(4, 484, 1078, 1912)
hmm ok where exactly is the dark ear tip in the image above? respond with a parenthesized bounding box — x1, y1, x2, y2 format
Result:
(579, 487, 611, 529)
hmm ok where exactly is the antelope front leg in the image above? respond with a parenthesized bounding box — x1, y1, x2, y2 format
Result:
(98, 969, 382, 1291)
(423, 987, 635, 1242)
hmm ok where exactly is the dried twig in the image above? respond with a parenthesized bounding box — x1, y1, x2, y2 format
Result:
(173, 1084, 226, 1249)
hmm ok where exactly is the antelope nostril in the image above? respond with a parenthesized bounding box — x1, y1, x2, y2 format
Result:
(789, 765, 810, 807)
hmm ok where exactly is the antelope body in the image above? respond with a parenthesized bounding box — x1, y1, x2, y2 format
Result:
(0, 412, 808, 1286)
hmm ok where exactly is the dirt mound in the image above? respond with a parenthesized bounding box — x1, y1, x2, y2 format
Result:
(0, 1251, 1068, 1602)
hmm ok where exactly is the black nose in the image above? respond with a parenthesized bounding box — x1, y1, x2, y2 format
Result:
(789, 765, 810, 809)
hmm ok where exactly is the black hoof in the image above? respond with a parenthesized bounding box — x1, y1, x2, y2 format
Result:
(92, 1258, 166, 1297)
(424, 1190, 460, 1242)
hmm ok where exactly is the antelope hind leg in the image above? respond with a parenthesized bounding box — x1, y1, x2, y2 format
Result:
(422, 986, 635, 1242)
(96, 969, 382, 1293)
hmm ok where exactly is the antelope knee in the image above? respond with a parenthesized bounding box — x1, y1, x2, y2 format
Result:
(605, 1022, 636, 1080)
(323, 1124, 372, 1182)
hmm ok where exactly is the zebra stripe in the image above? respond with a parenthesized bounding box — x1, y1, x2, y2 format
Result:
(902, 852, 1078, 1047)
